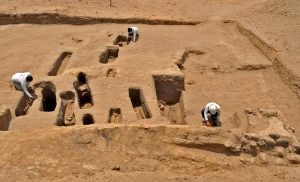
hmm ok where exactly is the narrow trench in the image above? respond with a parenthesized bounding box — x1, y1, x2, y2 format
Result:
(129, 88, 152, 119)
(153, 75, 186, 124)
(176, 49, 204, 71)
(57, 91, 75, 126)
(40, 85, 57, 112)
(236, 23, 300, 100)
(99, 46, 119, 64)
(113, 35, 128, 47)
(108, 107, 122, 123)
(73, 72, 94, 109)
(82, 113, 94, 125)
(48, 52, 72, 76)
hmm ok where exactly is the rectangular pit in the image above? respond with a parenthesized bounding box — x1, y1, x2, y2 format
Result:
(153, 75, 186, 124)
(113, 35, 128, 47)
(48, 52, 72, 76)
(73, 72, 94, 109)
(57, 91, 76, 126)
(99, 46, 119, 64)
(82, 113, 94, 125)
(129, 88, 152, 119)
(39, 83, 57, 112)
(15, 87, 36, 117)
(108, 108, 122, 123)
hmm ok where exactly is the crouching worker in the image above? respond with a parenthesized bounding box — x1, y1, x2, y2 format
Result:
(11, 72, 37, 100)
(201, 102, 222, 127)
(127, 26, 139, 44)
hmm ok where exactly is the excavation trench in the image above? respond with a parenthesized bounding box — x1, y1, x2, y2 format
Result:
(108, 108, 122, 123)
(153, 75, 186, 124)
(129, 88, 152, 120)
(48, 52, 72, 76)
(82, 113, 94, 125)
(15, 95, 34, 117)
(113, 35, 128, 47)
(73, 72, 94, 109)
(0, 13, 200, 25)
(57, 91, 75, 126)
(40, 84, 57, 112)
(99, 46, 119, 64)
(15, 87, 37, 117)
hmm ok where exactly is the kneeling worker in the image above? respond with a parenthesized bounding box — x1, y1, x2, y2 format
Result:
(201, 102, 221, 127)
(127, 26, 139, 44)
(11, 72, 36, 100)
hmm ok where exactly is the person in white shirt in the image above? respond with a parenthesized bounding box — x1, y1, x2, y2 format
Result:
(201, 102, 221, 127)
(127, 27, 139, 44)
(11, 72, 35, 99)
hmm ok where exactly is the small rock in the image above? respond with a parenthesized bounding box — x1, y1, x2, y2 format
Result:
(249, 141, 257, 148)
(248, 119, 256, 126)
(290, 145, 300, 154)
(258, 136, 275, 148)
(71, 37, 83, 43)
(275, 158, 288, 165)
(186, 80, 195, 85)
(241, 137, 249, 145)
(269, 133, 280, 141)
(111, 165, 121, 171)
(287, 126, 295, 133)
(158, 103, 164, 110)
(276, 137, 290, 148)
(240, 157, 255, 164)
(106, 31, 113, 37)
(287, 154, 300, 164)
(259, 108, 278, 117)
(242, 143, 257, 154)
(230, 145, 242, 153)
(223, 20, 231, 24)
(244, 108, 257, 115)
(258, 152, 268, 164)
(242, 144, 251, 152)
(245, 133, 259, 141)
(274, 147, 286, 158)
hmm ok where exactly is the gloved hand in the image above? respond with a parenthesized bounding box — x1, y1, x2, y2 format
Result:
(30, 94, 38, 100)
(205, 120, 212, 127)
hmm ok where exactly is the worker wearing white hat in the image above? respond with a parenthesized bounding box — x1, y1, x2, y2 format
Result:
(201, 102, 221, 127)
(127, 26, 139, 44)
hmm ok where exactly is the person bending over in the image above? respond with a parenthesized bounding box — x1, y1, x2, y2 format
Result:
(11, 72, 36, 100)
(127, 26, 139, 44)
(201, 102, 221, 127)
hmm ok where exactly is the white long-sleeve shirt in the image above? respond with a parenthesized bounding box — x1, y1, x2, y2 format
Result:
(128, 27, 139, 42)
(11, 72, 33, 98)
(203, 102, 221, 121)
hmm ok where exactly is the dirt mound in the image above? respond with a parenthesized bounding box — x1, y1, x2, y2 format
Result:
(0, 0, 300, 181)
(0, 125, 299, 181)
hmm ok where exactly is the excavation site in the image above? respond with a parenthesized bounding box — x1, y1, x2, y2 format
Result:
(0, 0, 299, 181)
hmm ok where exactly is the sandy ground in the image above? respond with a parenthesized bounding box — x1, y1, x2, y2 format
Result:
(0, 0, 299, 181)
